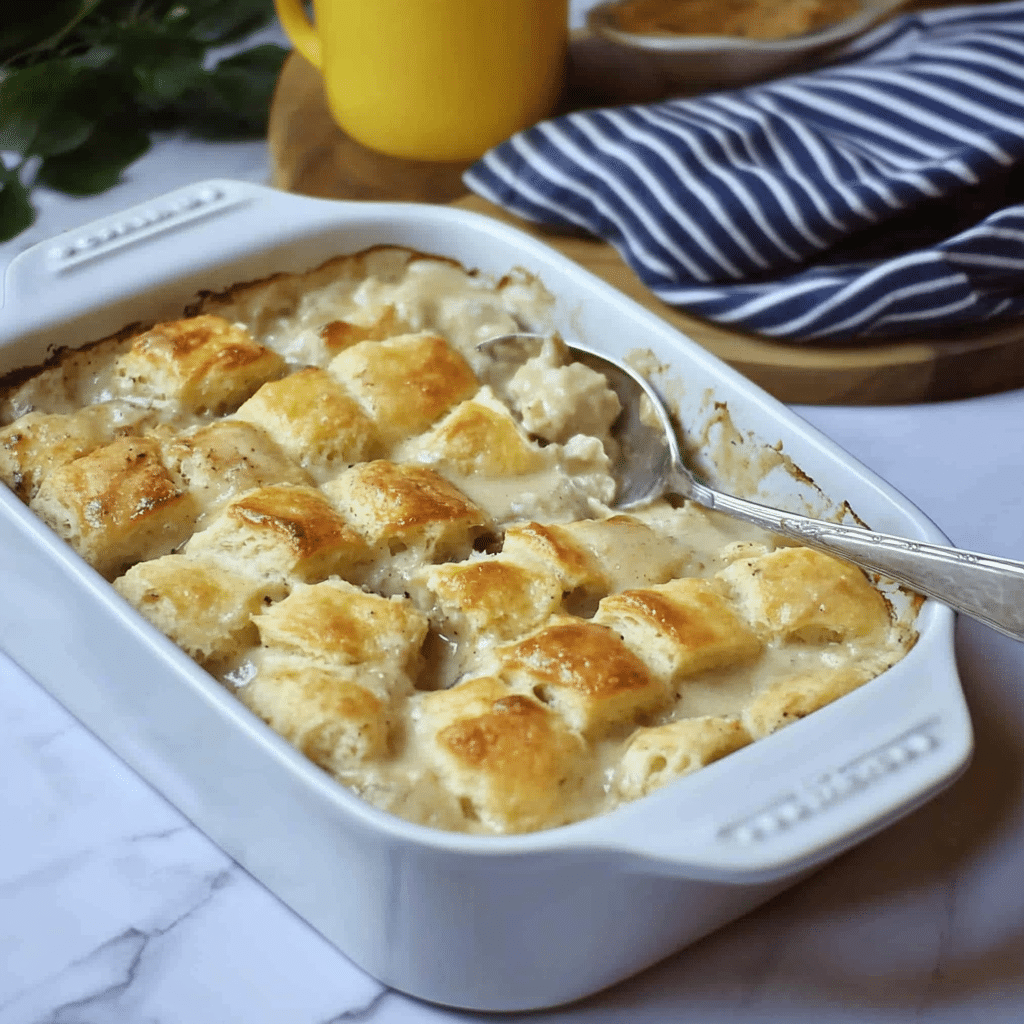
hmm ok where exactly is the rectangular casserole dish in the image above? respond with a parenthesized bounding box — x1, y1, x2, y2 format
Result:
(0, 179, 972, 1013)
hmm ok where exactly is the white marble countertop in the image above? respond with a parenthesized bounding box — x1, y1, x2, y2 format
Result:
(4, 29, 1024, 1022)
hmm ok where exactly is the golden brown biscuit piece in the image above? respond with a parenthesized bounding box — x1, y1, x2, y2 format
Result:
(253, 577, 428, 681)
(240, 652, 391, 772)
(328, 332, 478, 444)
(114, 554, 286, 665)
(594, 577, 763, 685)
(413, 555, 563, 648)
(162, 419, 311, 519)
(233, 368, 382, 482)
(614, 716, 752, 800)
(30, 435, 198, 578)
(495, 616, 671, 738)
(499, 521, 608, 598)
(185, 483, 372, 584)
(112, 314, 285, 414)
(719, 546, 891, 642)
(0, 404, 145, 501)
(324, 460, 490, 564)
(401, 387, 545, 477)
(414, 676, 594, 834)
(743, 665, 878, 739)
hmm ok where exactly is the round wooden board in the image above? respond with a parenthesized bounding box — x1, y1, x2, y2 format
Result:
(267, 49, 1024, 406)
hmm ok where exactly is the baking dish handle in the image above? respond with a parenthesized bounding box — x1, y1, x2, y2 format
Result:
(592, 617, 973, 885)
(1, 179, 337, 314)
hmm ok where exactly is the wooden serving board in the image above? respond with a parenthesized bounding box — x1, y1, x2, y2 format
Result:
(267, 47, 1024, 406)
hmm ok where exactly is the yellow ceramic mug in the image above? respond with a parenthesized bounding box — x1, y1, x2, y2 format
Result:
(273, 0, 569, 162)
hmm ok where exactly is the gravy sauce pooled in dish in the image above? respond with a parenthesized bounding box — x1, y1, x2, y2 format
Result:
(0, 246, 915, 835)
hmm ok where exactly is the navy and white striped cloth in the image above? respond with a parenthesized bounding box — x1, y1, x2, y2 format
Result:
(465, 2, 1024, 342)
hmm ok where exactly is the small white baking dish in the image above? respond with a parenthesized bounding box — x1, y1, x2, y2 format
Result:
(0, 180, 971, 1013)
(585, 0, 911, 90)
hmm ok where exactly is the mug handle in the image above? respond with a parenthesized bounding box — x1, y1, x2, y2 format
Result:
(273, 0, 322, 70)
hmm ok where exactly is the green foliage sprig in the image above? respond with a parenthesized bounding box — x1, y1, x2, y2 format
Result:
(0, 0, 288, 241)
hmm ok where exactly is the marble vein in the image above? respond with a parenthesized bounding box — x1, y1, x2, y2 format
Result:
(914, 874, 959, 1019)
(322, 988, 396, 1022)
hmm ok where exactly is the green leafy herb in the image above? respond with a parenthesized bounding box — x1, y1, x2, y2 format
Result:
(0, 0, 287, 241)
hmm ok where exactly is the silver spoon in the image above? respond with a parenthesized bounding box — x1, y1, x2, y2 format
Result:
(480, 332, 1024, 643)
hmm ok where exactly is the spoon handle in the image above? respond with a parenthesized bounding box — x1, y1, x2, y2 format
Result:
(693, 483, 1024, 642)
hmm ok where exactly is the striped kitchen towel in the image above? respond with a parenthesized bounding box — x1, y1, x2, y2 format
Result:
(464, 2, 1024, 342)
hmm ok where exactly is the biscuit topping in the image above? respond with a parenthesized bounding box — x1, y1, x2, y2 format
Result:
(0, 246, 914, 834)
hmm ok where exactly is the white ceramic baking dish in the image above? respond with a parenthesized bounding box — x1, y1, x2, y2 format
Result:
(0, 180, 971, 1013)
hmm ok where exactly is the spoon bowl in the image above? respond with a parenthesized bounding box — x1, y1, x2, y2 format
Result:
(480, 332, 1024, 643)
